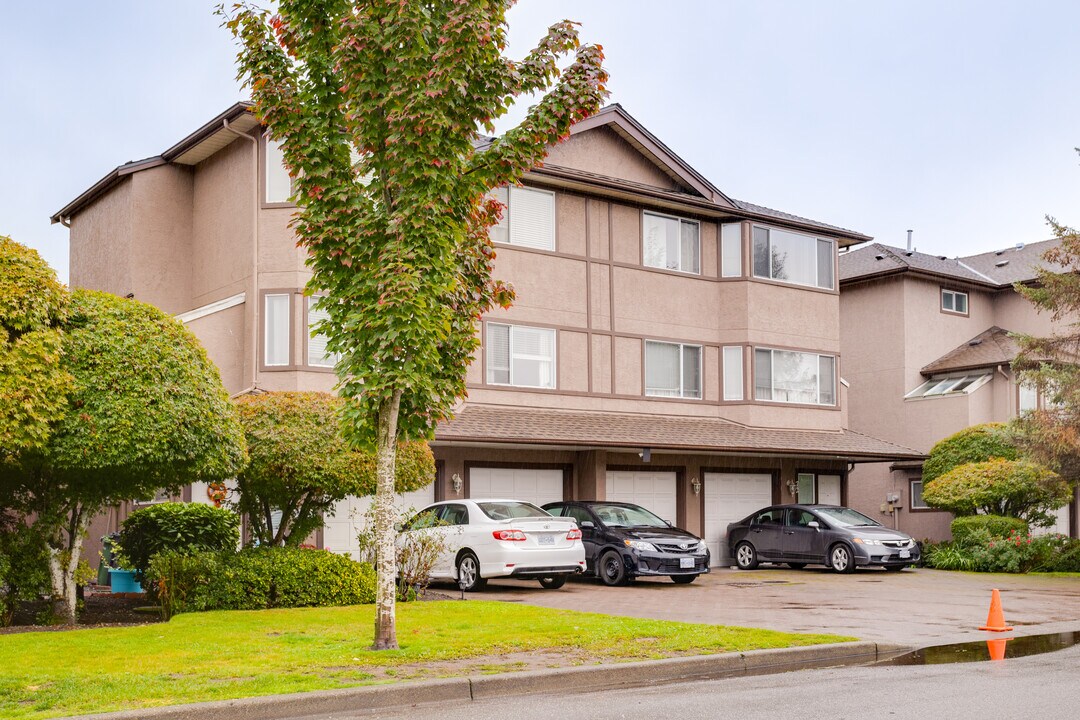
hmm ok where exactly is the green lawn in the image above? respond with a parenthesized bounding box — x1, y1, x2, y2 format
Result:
(0, 601, 851, 718)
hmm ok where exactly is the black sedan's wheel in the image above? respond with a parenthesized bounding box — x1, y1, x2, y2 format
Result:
(735, 542, 759, 570)
(599, 550, 628, 586)
(456, 551, 486, 591)
(538, 575, 568, 589)
(787, 563, 806, 570)
(829, 544, 855, 574)
(670, 574, 697, 584)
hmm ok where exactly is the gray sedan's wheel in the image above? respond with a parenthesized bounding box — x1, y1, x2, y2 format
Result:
(456, 551, 486, 591)
(735, 542, 759, 570)
(599, 550, 628, 586)
(829, 544, 855, 574)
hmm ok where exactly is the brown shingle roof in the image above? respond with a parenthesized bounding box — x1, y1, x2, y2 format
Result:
(960, 238, 1066, 285)
(920, 326, 1019, 375)
(434, 404, 922, 461)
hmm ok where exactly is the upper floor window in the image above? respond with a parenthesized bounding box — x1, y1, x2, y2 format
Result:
(643, 211, 700, 274)
(645, 340, 701, 399)
(752, 226, 835, 290)
(723, 346, 744, 401)
(489, 186, 555, 251)
(721, 223, 743, 277)
(486, 323, 556, 388)
(754, 348, 836, 406)
(264, 293, 291, 367)
(306, 297, 336, 368)
(265, 137, 292, 204)
(905, 372, 991, 399)
(941, 289, 968, 315)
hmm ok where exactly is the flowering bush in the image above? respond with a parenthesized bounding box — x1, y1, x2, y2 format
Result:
(924, 528, 1079, 573)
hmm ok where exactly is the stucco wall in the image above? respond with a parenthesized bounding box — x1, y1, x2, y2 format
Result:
(69, 179, 134, 295)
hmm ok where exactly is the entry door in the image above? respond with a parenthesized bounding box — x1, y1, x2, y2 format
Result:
(818, 475, 842, 505)
(468, 467, 564, 507)
(322, 484, 435, 560)
(704, 473, 774, 564)
(605, 471, 678, 524)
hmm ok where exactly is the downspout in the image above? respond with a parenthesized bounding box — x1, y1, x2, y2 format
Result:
(223, 119, 260, 392)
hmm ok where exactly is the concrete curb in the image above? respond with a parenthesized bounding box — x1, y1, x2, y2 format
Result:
(65, 641, 906, 720)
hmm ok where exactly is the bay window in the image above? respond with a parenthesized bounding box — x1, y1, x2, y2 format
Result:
(645, 340, 702, 399)
(752, 226, 835, 289)
(754, 348, 836, 406)
(264, 293, 291, 367)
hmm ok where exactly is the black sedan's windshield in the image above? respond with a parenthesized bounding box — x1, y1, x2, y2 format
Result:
(815, 507, 881, 528)
(588, 504, 667, 528)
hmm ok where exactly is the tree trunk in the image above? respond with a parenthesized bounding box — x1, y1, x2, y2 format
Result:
(45, 510, 89, 625)
(372, 390, 403, 650)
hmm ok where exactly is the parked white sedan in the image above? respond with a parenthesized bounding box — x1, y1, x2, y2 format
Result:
(400, 499, 585, 590)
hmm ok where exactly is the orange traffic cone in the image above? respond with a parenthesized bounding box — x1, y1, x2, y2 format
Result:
(986, 638, 1008, 661)
(978, 588, 1014, 632)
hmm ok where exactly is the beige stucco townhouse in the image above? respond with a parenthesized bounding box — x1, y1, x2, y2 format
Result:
(53, 103, 920, 563)
(839, 241, 1079, 541)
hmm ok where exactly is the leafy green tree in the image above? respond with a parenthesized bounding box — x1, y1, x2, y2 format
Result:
(922, 423, 1020, 483)
(922, 458, 1072, 527)
(0, 273, 247, 622)
(223, 0, 607, 648)
(1013, 220, 1080, 486)
(0, 236, 71, 458)
(234, 392, 434, 546)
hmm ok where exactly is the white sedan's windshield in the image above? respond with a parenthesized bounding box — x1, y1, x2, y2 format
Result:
(478, 501, 550, 521)
(815, 507, 881, 528)
(589, 504, 667, 528)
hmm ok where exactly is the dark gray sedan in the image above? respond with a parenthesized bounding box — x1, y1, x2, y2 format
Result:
(727, 504, 920, 573)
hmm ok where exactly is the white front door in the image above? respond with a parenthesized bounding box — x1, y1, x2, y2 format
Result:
(468, 467, 564, 507)
(322, 484, 436, 560)
(818, 475, 842, 505)
(704, 473, 773, 565)
(605, 471, 678, 525)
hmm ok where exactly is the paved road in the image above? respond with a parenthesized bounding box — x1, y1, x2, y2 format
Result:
(337, 643, 1080, 720)
(467, 566, 1080, 645)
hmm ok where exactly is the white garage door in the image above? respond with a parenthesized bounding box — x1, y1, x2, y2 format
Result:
(468, 467, 564, 508)
(704, 473, 773, 566)
(605, 471, 677, 525)
(322, 484, 436, 560)
(1033, 504, 1071, 537)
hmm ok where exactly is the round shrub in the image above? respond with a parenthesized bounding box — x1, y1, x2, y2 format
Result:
(922, 459, 1071, 526)
(923, 423, 1019, 483)
(950, 515, 1029, 545)
(117, 502, 240, 580)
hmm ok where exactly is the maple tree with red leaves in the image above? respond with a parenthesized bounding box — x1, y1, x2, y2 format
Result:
(221, 0, 607, 649)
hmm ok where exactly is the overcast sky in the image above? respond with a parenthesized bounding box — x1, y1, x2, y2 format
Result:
(5, 1, 1080, 284)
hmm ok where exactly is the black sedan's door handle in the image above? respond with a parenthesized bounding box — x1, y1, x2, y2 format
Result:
(783, 530, 795, 535)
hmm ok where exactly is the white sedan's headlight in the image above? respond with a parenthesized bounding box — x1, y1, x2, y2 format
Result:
(624, 539, 657, 552)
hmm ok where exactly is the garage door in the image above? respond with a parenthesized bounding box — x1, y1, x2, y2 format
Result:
(704, 473, 773, 565)
(322, 484, 436, 560)
(605, 471, 677, 525)
(468, 467, 564, 508)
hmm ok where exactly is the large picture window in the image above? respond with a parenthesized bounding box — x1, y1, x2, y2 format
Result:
(486, 323, 556, 388)
(489, 186, 555, 251)
(645, 340, 702, 399)
(643, 212, 700, 274)
(752, 226, 835, 289)
(754, 348, 836, 406)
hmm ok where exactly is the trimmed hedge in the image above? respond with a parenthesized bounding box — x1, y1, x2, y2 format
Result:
(923, 459, 1070, 526)
(116, 502, 240, 580)
(149, 547, 375, 618)
(923, 423, 1019, 483)
(951, 515, 1029, 545)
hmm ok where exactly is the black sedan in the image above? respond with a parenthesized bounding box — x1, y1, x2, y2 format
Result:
(543, 501, 710, 585)
(726, 504, 919, 573)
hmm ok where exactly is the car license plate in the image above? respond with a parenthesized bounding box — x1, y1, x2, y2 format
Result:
(680, 557, 694, 569)
(537, 534, 555, 546)
(899, 549, 911, 559)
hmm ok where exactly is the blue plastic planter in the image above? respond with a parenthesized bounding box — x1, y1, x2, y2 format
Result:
(108, 569, 143, 593)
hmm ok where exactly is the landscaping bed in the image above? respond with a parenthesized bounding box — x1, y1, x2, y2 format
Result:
(0, 600, 852, 719)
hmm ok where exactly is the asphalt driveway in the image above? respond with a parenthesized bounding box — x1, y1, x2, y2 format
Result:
(465, 567, 1080, 645)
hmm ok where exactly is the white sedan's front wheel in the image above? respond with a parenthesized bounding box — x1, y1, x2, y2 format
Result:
(456, 551, 486, 591)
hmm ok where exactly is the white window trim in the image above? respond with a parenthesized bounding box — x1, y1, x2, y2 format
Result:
(754, 347, 838, 407)
(642, 210, 701, 275)
(752, 224, 836, 290)
(941, 289, 969, 315)
(486, 323, 557, 389)
(644, 340, 703, 400)
(904, 372, 992, 400)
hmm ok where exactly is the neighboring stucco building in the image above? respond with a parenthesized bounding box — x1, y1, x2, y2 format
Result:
(839, 240, 1078, 541)
(53, 103, 919, 562)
